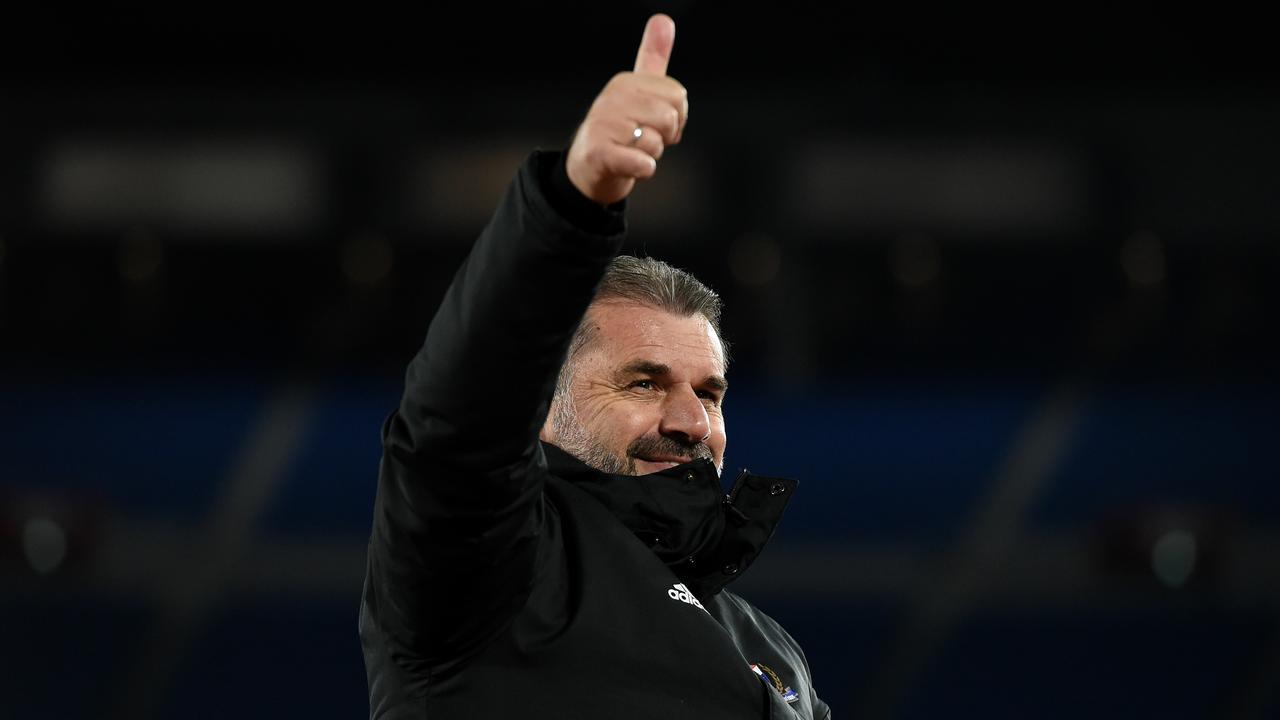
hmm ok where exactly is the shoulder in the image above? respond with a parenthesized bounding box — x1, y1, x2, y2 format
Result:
(715, 590, 799, 642)
(708, 589, 812, 670)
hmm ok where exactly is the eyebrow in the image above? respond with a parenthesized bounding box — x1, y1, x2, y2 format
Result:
(617, 359, 729, 393)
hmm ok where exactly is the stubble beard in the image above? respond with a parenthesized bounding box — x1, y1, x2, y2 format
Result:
(549, 390, 636, 474)
(549, 390, 719, 476)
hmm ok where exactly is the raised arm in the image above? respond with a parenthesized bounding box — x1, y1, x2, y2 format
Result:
(362, 13, 688, 677)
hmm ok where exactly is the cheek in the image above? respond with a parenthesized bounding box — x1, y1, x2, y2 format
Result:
(617, 405, 661, 439)
(584, 398, 657, 444)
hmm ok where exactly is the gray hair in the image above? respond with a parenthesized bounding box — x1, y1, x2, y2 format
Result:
(564, 255, 727, 372)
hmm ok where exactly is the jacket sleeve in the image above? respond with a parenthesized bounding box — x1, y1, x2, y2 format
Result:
(362, 150, 625, 674)
(812, 692, 832, 720)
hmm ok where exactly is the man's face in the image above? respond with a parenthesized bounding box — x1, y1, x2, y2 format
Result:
(541, 301, 728, 476)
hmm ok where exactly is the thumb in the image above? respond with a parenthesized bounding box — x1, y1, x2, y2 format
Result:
(633, 13, 675, 76)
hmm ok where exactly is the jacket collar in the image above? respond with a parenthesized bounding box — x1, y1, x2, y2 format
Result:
(541, 442, 797, 598)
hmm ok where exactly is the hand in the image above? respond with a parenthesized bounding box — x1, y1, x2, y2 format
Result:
(566, 13, 690, 206)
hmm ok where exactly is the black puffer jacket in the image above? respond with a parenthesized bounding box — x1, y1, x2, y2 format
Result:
(360, 150, 831, 720)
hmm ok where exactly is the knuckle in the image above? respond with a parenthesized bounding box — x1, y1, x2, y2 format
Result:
(665, 107, 680, 132)
(633, 153, 656, 177)
(582, 141, 606, 166)
(607, 71, 633, 90)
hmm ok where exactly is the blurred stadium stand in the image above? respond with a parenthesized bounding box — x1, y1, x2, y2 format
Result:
(2, 3, 1278, 719)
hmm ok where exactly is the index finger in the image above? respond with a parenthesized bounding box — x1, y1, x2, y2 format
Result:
(633, 14, 675, 76)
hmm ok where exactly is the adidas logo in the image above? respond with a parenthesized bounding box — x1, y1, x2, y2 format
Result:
(667, 583, 706, 611)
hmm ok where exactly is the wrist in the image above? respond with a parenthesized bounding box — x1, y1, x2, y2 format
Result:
(546, 152, 625, 234)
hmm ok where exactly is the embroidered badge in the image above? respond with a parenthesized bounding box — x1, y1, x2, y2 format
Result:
(750, 662, 800, 704)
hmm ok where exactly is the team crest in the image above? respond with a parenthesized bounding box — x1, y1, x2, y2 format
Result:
(750, 662, 800, 704)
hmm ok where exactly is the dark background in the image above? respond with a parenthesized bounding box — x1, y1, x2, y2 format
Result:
(2, 3, 1278, 718)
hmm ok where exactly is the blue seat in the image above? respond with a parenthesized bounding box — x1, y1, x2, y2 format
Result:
(260, 377, 400, 536)
(0, 375, 267, 520)
(1033, 381, 1280, 528)
(727, 379, 1043, 544)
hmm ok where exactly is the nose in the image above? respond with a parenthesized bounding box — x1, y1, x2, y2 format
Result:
(658, 384, 710, 445)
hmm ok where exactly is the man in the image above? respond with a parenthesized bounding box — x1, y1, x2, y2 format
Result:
(360, 14, 830, 719)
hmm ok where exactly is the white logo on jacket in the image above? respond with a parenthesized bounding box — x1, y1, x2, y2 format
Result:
(667, 583, 707, 612)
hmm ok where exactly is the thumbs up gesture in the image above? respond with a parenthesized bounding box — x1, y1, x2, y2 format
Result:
(566, 14, 690, 206)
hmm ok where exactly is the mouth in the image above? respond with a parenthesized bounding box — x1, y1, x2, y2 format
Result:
(633, 455, 693, 470)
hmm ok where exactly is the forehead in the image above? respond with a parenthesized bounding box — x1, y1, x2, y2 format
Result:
(582, 301, 726, 374)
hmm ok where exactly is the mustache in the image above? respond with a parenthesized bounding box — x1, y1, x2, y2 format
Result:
(626, 434, 713, 463)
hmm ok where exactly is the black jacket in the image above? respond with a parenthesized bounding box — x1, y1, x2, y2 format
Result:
(360, 150, 831, 719)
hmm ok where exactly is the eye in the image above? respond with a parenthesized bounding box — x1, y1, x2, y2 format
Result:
(696, 390, 722, 406)
(629, 379, 655, 391)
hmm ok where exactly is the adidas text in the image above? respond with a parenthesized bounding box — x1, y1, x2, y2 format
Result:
(667, 583, 705, 611)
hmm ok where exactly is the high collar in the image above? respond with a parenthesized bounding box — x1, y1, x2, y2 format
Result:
(541, 442, 797, 598)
